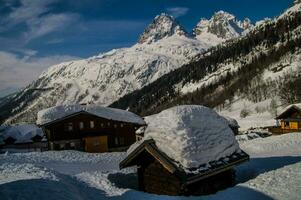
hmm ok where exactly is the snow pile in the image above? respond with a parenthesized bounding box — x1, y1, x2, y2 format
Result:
(37, 104, 145, 125)
(0, 124, 44, 144)
(132, 105, 241, 170)
(236, 132, 261, 143)
(0, 163, 58, 184)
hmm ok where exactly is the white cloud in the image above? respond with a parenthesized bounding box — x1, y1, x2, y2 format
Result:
(166, 7, 189, 18)
(7, 0, 57, 23)
(0, 51, 80, 91)
(24, 13, 79, 41)
(2, 0, 78, 42)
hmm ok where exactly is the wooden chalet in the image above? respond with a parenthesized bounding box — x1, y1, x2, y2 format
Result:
(120, 139, 249, 196)
(273, 103, 301, 134)
(37, 104, 146, 153)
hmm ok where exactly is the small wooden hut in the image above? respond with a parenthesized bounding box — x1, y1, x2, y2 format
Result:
(120, 105, 249, 196)
(120, 139, 249, 196)
(37, 104, 145, 153)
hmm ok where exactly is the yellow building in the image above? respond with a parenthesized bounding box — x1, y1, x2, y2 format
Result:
(276, 104, 301, 133)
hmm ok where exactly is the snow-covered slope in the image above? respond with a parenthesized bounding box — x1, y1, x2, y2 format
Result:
(111, 2, 301, 129)
(193, 11, 253, 46)
(2, 11, 250, 124)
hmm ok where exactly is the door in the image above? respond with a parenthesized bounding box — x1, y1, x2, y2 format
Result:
(84, 136, 108, 153)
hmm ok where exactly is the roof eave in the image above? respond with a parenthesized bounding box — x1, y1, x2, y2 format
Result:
(276, 105, 301, 119)
(184, 154, 249, 185)
(38, 110, 145, 127)
(119, 139, 180, 174)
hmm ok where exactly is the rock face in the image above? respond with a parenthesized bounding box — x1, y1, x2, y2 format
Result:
(138, 13, 187, 44)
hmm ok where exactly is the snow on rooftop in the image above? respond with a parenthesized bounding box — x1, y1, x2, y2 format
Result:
(277, 103, 301, 118)
(0, 124, 44, 144)
(129, 105, 241, 170)
(36, 104, 146, 126)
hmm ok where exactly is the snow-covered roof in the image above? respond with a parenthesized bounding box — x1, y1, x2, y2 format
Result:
(127, 105, 241, 170)
(37, 104, 146, 126)
(276, 103, 301, 119)
(0, 124, 44, 144)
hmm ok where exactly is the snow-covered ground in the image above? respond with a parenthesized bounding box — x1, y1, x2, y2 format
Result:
(1, 133, 301, 199)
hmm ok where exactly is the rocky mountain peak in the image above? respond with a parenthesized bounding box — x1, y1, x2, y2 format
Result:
(194, 10, 253, 40)
(138, 13, 187, 44)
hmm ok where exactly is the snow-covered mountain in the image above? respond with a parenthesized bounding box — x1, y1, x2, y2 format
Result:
(111, 2, 301, 130)
(193, 11, 253, 46)
(1, 12, 252, 124)
(138, 13, 188, 44)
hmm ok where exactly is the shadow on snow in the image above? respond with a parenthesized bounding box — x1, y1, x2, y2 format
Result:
(235, 156, 301, 183)
(2, 156, 300, 200)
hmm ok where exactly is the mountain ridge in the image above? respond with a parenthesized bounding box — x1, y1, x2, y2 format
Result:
(0, 11, 253, 124)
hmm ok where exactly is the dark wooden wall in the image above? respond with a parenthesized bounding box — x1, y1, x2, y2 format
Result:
(185, 169, 235, 196)
(43, 113, 140, 149)
(136, 152, 236, 196)
(139, 156, 182, 195)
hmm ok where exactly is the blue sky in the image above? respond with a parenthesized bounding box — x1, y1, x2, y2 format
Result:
(0, 0, 294, 96)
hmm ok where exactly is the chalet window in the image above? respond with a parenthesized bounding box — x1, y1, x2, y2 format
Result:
(90, 121, 95, 128)
(67, 122, 73, 131)
(285, 121, 289, 127)
(59, 143, 65, 149)
(114, 124, 117, 128)
(70, 142, 75, 148)
(107, 122, 110, 126)
(100, 123, 104, 127)
(115, 137, 119, 145)
(79, 122, 84, 130)
(120, 123, 124, 128)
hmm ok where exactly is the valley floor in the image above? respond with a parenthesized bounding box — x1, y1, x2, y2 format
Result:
(1, 133, 301, 200)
